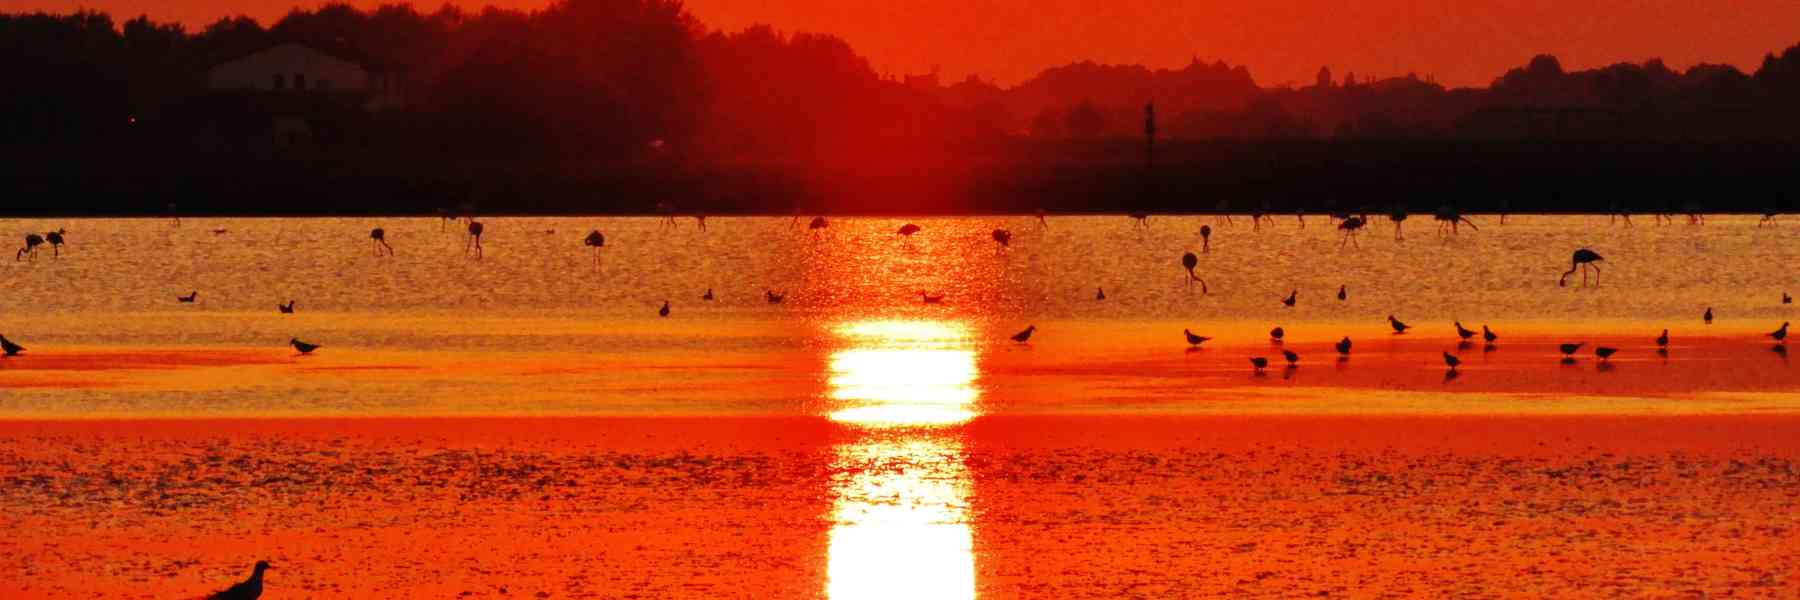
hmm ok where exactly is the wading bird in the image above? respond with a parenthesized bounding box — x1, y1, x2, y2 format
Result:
(765, 290, 785, 304)
(1096, 287, 1106, 301)
(1785, 292, 1792, 305)
(45, 229, 65, 256)
(992, 228, 1011, 252)
(1338, 216, 1365, 247)
(1558, 249, 1604, 287)
(1656, 329, 1669, 348)
(370, 228, 392, 256)
(1036, 208, 1049, 230)
(1770, 322, 1789, 344)
(1337, 285, 1346, 301)
(1704, 307, 1714, 324)
(1760, 210, 1780, 226)
(178, 291, 199, 303)
(1595, 347, 1617, 361)
(809, 217, 829, 230)
(1011, 325, 1036, 344)
(1435, 205, 1478, 235)
(1130, 213, 1149, 229)
(1483, 325, 1498, 344)
(1199, 225, 1212, 252)
(1560, 342, 1585, 357)
(658, 301, 671, 318)
(0, 334, 24, 357)
(1388, 315, 1412, 334)
(702, 288, 714, 301)
(289, 338, 320, 355)
(1390, 208, 1407, 241)
(466, 221, 484, 257)
(16, 233, 42, 260)
(1283, 349, 1299, 366)
(1184, 329, 1211, 348)
(1270, 326, 1285, 342)
(205, 560, 270, 600)
(1336, 336, 1353, 355)
(1181, 252, 1208, 293)
(1281, 290, 1297, 308)
(584, 230, 605, 267)
(1455, 322, 1476, 340)
(277, 300, 295, 314)
(1443, 352, 1460, 371)
(1249, 356, 1269, 373)
(897, 223, 921, 236)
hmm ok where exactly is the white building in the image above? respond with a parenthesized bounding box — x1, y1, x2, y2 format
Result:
(206, 42, 404, 111)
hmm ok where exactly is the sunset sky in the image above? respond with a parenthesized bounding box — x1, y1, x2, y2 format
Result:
(5, 0, 1799, 87)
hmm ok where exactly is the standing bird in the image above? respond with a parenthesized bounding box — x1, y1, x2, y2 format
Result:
(1249, 356, 1269, 373)
(1390, 208, 1407, 241)
(1336, 285, 1347, 301)
(897, 223, 921, 236)
(277, 300, 295, 314)
(1560, 342, 1585, 357)
(177, 291, 199, 303)
(1199, 225, 1212, 253)
(702, 288, 714, 301)
(1011, 325, 1036, 344)
(1184, 329, 1211, 348)
(1095, 287, 1106, 301)
(1335, 336, 1353, 356)
(1282, 349, 1299, 366)
(1281, 290, 1297, 308)
(1454, 322, 1477, 341)
(16, 233, 43, 261)
(1785, 292, 1792, 305)
(658, 301, 671, 318)
(1482, 325, 1498, 344)
(205, 561, 271, 600)
(370, 228, 392, 256)
(1595, 347, 1618, 361)
(1270, 326, 1285, 342)
(1558, 249, 1604, 287)
(1655, 329, 1669, 348)
(1388, 315, 1412, 334)
(765, 290, 786, 304)
(991, 228, 1011, 252)
(1442, 352, 1461, 371)
(1129, 213, 1150, 229)
(1338, 216, 1366, 247)
(1181, 252, 1208, 293)
(1704, 307, 1714, 325)
(1036, 208, 1049, 230)
(1770, 322, 1789, 344)
(0, 334, 24, 357)
(584, 230, 605, 268)
(289, 338, 320, 354)
(466, 221, 484, 257)
(45, 229, 65, 257)
(809, 217, 829, 230)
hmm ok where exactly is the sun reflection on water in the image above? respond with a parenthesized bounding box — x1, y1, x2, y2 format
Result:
(825, 320, 979, 600)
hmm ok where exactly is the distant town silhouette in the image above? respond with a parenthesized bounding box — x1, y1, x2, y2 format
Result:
(3, 1, 1799, 216)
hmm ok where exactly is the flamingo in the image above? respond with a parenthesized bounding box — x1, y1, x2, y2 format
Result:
(289, 338, 320, 354)
(370, 228, 392, 256)
(1454, 322, 1476, 340)
(1770, 322, 1789, 344)
(1761, 210, 1780, 226)
(466, 221, 484, 257)
(277, 300, 295, 314)
(1011, 325, 1036, 344)
(1270, 326, 1285, 342)
(1335, 336, 1352, 355)
(1390, 208, 1407, 240)
(1704, 307, 1714, 324)
(1595, 347, 1618, 361)
(45, 229, 65, 257)
(1129, 213, 1149, 229)
(659, 301, 670, 318)
(1281, 290, 1297, 308)
(1388, 315, 1412, 334)
(1338, 216, 1365, 247)
(1434, 205, 1478, 235)
(177, 291, 199, 303)
(204, 560, 270, 600)
(808, 217, 828, 230)
(1442, 352, 1460, 371)
(1199, 225, 1212, 253)
(897, 223, 921, 236)
(1249, 356, 1269, 373)
(1213, 199, 1234, 225)
(1558, 249, 1603, 287)
(16, 233, 42, 260)
(1184, 329, 1211, 347)
(992, 228, 1011, 252)
(1095, 287, 1106, 301)
(694, 214, 707, 231)
(584, 230, 605, 267)
(0, 334, 24, 356)
(1337, 285, 1346, 301)
(1181, 252, 1208, 293)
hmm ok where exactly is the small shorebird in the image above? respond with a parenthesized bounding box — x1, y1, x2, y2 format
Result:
(1281, 290, 1297, 308)
(585, 230, 605, 267)
(1442, 352, 1460, 371)
(1595, 347, 1617, 361)
(658, 301, 670, 318)
(205, 560, 271, 600)
(702, 289, 714, 301)
(1455, 322, 1476, 340)
(1337, 285, 1346, 301)
(277, 300, 295, 314)
(1785, 292, 1793, 305)
(289, 338, 320, 354)
(1558, 248, 1604, 287)
(1335, 336, 1352, 355)
(1249, 356, 1269, 373)
(1560, 342, 1585, 357)
(0, 334, 24, 356)
(1704, 307, 1713, 324)
(1282, 349, 1299, 366)
(178, 291, 199, 303)
(897, 223, 921, 236)
(1184, 329, 1211, 348)
(1770, 322, 1789, 344)
(1388, 315, 1411, 334)
(466, 221, 484, 257)
(1655, 329, 1669, 348)
(1270, 326, 1285, 342)
(1199, 225, 1212, 253)
(1095, 287, 1106, 301)
(921, 292, 945, 304)
(1483, 325, 1498, 344)
(765, 290, 786, 304)
(1011, 325, 1036, 344)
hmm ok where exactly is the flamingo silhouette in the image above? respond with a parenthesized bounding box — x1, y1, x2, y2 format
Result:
(694, 214, 707, 231)
(45, 229, 65, 257)
(277, 300, 295, 314)
(1282, 349, 1299, 366)
(1338, 216, 1365, 247)
(808, 217, 829, 230)
(466, 221, 484, 257)
(1655, 329, 1669, 348)
(1335, 336, 1353, 355)
(1454, 322, 1476, 340)
(1443, 352, 1460, 372)
(1560, 342, 1585, 357)
(992, 229, 1011, 253)
(1483, 325, 1498, 344)
(0, 334, 24, 356)
(1784, 292, 1792, 305)
(702, 288, 714, 301)
(1184, 329, 1211, 347)
(1595, 347, 1618, 361)
(1129, 213, 1149, 229)
(370, 228, 392, 256)
(897, 223, 921, 236)
(204, 560, 270, 600)
(1036, 208, 1049, 230)
(1390, 208, 1407, 240)
(1181, 252, 1208, 293)
(1281, 290, 1297, 308)
(16, 233, 42, 260)
(1434, 205, 1477, 235)
(1199, 225, 1213, 253)
(584, 230, 605, 267)
(1249, 356, 1269, 373)
(765, 290, 786, 304)
(1761, 210, 1780, 227)
(1558, 249, 1603, 287)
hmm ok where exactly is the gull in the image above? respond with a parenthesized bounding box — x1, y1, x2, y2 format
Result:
(1011, 325, 1037, 344)
(1184, 329, 1211, 348)
(289, 338, 321, 355)
(0, 334, 24, 357)
(205, 561, 271, 600)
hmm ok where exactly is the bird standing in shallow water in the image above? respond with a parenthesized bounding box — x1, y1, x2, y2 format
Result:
(808, 217, 828, 230)
(1282, 349, 1299, 366)
(1095, 287, 1106, 301)
(1595, 347, 1618, 361)
(1388, 315, 1411, 334)
(1181, 252, 1208, 293)
(1559, 249, 1604, 287)
(1483, 325, 1498, 344)
(1270, 326, 1285, 342)
(1337, 285, 1346, 301)
(1249, 357, 1269, 373)
(765, 290, 785, 304)
(45, 229, 66, 257)
(205, 561, 271, 600)
(1770, 322, 1789, 344)
(1336, 336, 1353, 355)
(1785, 292, 1793, 305)
(289, 338, 320, 354)
(1011, 325, 1036, 344)
(277, 300, 295, 314)
(658, 301, 670, 317)
(1281, 290, 1297, 308)
(1455, 322, 1476, 340)
(1656, 329, 1669, 348)
(1184, 329, 1211, 348)
(178, 291, 199, 303)
(0, 335, 24, 356)
(1560, 343, 1585, 362)
(1199, 225, 1212, 253)
(992, 229, 1011, 252)
(370, 228, 392, 256)
(465, 221, 484, 258)
(585, 230, 605, 268)
(702, 289, 714, 301)
(1442, 352, 1460, 371)
(897, 223, 920, 236)
(17, 233, 43, 260)
(1704, 307, 1714, 324)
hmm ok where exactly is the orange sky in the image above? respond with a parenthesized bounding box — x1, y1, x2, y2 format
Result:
(6, 0, 1799, 86)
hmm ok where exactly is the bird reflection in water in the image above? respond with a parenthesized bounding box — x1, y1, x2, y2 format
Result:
(825, 320, 978, 600)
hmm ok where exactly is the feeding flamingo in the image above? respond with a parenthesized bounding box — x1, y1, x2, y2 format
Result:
(1558, 248, 1603, 287)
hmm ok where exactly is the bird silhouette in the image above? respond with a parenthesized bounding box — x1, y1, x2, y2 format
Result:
(1270, 326, 1285, 342)
(1036, 208, 1049, 229)
(1337, 285, 1347, 301)
(1184, 329, 1211, 348)
(289, 338, 320, 355)
(370, 228, 392, 256)
(1455, 322, 1476, 340)
(1655, 329, 1669, 348)
(1095, 287, 1106, 301)
(1337, 216, 1366, 247)
(211, 228, 229, 235)
(1199, 225, 1212, 253)
(1249, 356, 1269, 373)
(1390, 208, 1407, 241)
(1281, 290, 1297, 308)
(1181, 252, 1208, 293)
(16, 233, 43, 261)
(1595, 347, 1618, 361)
(584, 230, 605, 267)
(991, 228, 1011, 252)
(897, 223, 921, 236)
(205, 561, 270, 600)
(178, 291, 199, 303)
(702, 288, 714, 301)
(1129, 213, 1150, 228)
(921, 292, 945, 304)
(1704, 307, 1714, 324)
(466, 221, 484, 257)
(1388, 315, 1411, 334)
(1442, 352, 1460, 371)
(1434, 205, 1478, 235)
(1559, 249, 1604, 287)
(0, 334, 24, 357)
(1785, 293, 1793, 305)
(809, 217, 828, 230)
(765, 290, 785, 304)
(1483, 325, 1498, 344)
(1770, 322, 1789, 344)
(45, 229, 66, 257)
(1282, 349, 1299, 365)
(277, 300, 295, 314)
(1011, 325, 1036, 344)
(1560, 342, 1585, 356)
(658, 301, 670, 317)
(1335, 336, 1353, 355)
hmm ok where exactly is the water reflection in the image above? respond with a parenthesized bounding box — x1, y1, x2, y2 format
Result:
(825, 320, 979, 600)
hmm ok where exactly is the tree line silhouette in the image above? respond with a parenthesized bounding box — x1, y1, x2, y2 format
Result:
(2, 2, 1799, 215)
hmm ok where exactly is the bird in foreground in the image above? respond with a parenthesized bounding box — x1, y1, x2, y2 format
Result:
(1655, 329, 1669, 348)
(1184, 329, 1211, 348)
(1483, 325, 1498, 344)
(1388, 315, 1411, 334)
(1095, 287, 1106, 301)
(658, 301, 670, 317)
(1454, 322, 1476, 340)
(1281, 290, 1297, 308)
(765, 290, 785, 304)
(1442, 352, 1460, 371)
(1704, 307, 1714, 324)
(1558, 248, 1604, 287)
(1335, 336, 1353, 355)
(1270, 326, 1285, 342)
(289, 338, 320, 354)
(1595, 347, 1618, 361)
(1560, 342, 1585, 356)
(0, 335, 24, 357)
(1770, 322, 1790, 344)
(921, 292, 945, 304)
(205, 561, 270, 600)
(1249, 357, 1269, 373)
(1011, 325, 1036, 344)
(177, 291, 199, 303)
(1282, 349, 1299, 365)
(897, 223, 921, 236)
(1337, 285, 1347, 301)
(277, 300, 295, 314)
(702, 288, 714, 301)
